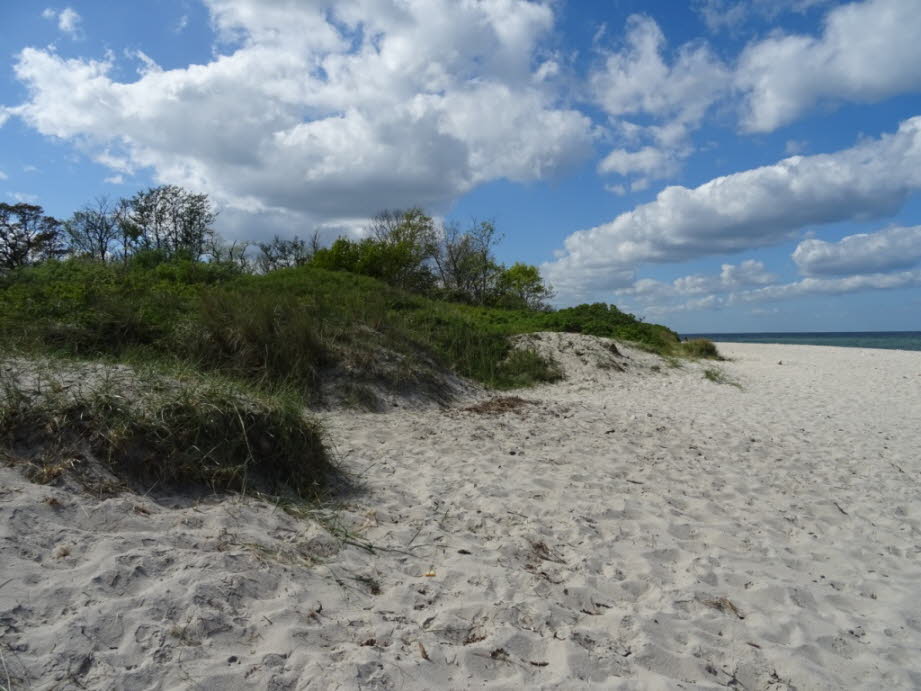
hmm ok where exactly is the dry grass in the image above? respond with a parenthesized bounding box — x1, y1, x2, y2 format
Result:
(464, 396, 535, 415)
(0, 360, 337, 499)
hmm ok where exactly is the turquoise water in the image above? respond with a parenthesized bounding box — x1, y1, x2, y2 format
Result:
(682, 331, 921, 352)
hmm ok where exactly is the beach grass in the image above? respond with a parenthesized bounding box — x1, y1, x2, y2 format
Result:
(703, 367, 742, 389)
(0, 361, 334, 498)
(0, 259, 713, 399)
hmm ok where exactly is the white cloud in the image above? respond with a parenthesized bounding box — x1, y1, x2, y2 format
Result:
(792, 225, 921, 276)
(785, 139, 807, 155)
(737, 0, 921, 132)
(104, 174, 125, 185)
(544, 116, 921, 299)
(0, 170, 8, 181)
(720, 259, 777, 287)
(591, 15, 730, 185)
(42, 7, 82, 37)
(8, 192, 40, 204)
(635, 266, 920, 314)
(9, 0, 593, 239)
(598, 146, 680, 180)
(616, 259, 777, 300)
(175, 15, 189, 33)
(738, 269, 921, 302)
(696, 0, 833, 33)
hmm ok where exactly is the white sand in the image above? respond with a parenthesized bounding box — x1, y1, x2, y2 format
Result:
(2, 336, 920, 689)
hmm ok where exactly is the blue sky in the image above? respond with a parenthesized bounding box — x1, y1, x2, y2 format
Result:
(2, 0, 921, 333)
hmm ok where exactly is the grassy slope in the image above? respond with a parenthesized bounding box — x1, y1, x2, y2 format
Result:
(0, 259, 708, 393)
(0, 259, 717, 497)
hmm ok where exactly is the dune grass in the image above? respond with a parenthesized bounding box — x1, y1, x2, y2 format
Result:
(0, 257, 719, 401)
(702, 367, 742, 389)
(0, 362, 334, 498)
(680, 339, 724, 360)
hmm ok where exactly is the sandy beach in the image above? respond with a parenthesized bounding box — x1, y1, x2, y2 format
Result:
(2, 336, 920, 690)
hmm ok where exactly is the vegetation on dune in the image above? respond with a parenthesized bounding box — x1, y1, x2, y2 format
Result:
(0, 186, 721, 497)
(0, 364, 333, 497)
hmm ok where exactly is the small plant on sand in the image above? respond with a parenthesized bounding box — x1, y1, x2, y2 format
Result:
(703, 367, 741, 389)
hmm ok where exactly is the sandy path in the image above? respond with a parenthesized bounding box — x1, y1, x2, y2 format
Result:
(1, 336, 920, 689)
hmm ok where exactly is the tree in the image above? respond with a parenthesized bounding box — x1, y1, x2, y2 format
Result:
(65, 196, 120, 262)
(204, 236, 251, 271)
(311, 209, 439, 292)
(119, 185, 216, 259)
(496, 262, 555, 310)
(368, 208, 439, 291)
(256, 232, 318, 273)
(434, 219, 503, 305)
(0, 202, 65, 271)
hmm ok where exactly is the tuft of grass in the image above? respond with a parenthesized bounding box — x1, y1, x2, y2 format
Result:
(703, 367, 742, 389)
(179, 288, 327, 391)
(0, 363, 336, 498)
(495, 349, 562, 388)
(679, 338, 723, 360)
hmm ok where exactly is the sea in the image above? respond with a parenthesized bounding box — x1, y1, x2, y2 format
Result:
(682, 331, 921, 352)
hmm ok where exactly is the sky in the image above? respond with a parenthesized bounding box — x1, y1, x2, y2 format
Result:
(2, 0, 921, 334)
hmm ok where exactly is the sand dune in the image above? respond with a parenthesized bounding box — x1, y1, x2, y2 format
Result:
(2, 335, 920, 689)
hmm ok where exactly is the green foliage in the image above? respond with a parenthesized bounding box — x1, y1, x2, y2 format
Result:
(182, 288, 328, 390)
(0, 202, 65, 271)
(312, 236, 437, 294)
(0, 257, 241, 356)
(0, 250, 694, 396)
(497, 349, 563, 388)
(310, 208, 439, 293)
(679, 338, 722, 359)
(120, 185, 217, 259)
(495, 262, 555, 310)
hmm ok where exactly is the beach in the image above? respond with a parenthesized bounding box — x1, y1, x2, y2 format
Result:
(2, 336, 920, 689)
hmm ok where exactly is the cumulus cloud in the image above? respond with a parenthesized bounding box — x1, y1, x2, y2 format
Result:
(8, 0, 593, 238)
(738, 269, 921, 301)
(42, 7, 82, 37)
(616, 259, 777, 300)
(598, 146, 679, 180)
(793, 225, 921, 276)
(634, 266, 920, 315)
(544, 116, 921, 298)
(737, 0, 921, 132)
(590, 15, 730, 185)
(696, 0, 832, 33)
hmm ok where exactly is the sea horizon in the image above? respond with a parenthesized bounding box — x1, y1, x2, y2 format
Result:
(682, 330, 921, 352)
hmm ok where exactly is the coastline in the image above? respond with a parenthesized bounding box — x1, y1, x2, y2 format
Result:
(688, 332, 921, 353)
(2, 336, 920, 689)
